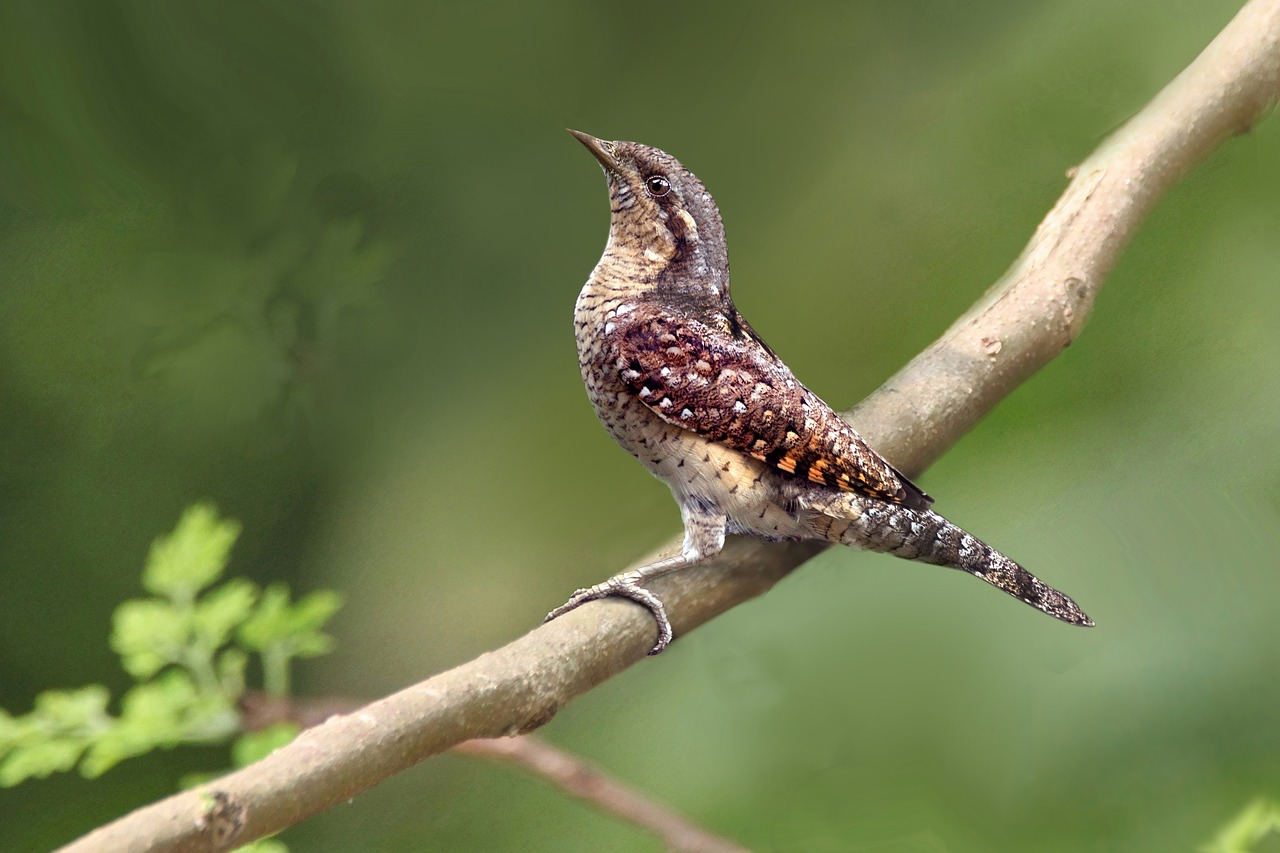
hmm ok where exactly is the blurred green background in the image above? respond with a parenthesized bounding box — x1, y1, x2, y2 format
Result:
(2, 1, 1278, 850)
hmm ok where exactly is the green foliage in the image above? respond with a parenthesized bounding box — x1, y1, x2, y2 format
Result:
(240, 584, 344, 697)
(0, 504, 341, 790)
(0, 688, 111, 785)
(142, 503, 243, 602)
(1203, 800, 1280, 853)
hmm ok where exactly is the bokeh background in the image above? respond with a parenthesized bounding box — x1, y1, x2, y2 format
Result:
(3, 1, 1278, 850)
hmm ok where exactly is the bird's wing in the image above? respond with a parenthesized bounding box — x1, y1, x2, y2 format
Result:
(614, 314, 932, 509)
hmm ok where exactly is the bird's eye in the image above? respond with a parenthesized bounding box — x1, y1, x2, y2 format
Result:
(645, 175, 671, 197)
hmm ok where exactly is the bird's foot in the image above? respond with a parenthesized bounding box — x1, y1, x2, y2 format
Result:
(544, 579, 674, 655)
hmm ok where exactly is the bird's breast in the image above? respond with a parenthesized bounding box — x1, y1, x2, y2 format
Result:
(574, 280, 655, 456)
(573, 279, 810, 542)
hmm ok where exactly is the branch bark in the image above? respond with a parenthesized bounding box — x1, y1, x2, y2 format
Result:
(60, 2, 1280, 851)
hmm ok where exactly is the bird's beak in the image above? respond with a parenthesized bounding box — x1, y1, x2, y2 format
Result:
(568, 129, 619, 172)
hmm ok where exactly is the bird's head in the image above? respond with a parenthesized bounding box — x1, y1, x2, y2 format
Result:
(570, 130, 730, 300)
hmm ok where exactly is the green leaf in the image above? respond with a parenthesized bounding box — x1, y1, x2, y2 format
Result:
(143, 504, 241, 600)
(81, 672, 239, 777)
(32, 686, 110, 729)
(0, 739, 87, 786)
(81, 725, 154, 779)
(82, 674, 199, 777)
(193, 580, 258, 650)
(129, 671, 239, 744)
(235, 584, 289, 649)
(238, 584, 342, 655)
(120, 672, 201, 732)
(291, 631, 335, 658)
(0, 688, 111, 784)
(287, 591, 344, 638)
(231, 723, 299, 768)
(111, 599, 187, 679)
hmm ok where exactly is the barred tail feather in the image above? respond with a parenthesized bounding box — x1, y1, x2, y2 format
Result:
(836, 502, 1094, 627)
(956, 545, 1094, 627)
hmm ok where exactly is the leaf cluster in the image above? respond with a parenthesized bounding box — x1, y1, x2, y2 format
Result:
(0, 504, 341, 788)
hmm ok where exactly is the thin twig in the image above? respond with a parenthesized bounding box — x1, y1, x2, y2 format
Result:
(58, 3, 1280, 851)
(240, 693, 748, 852)
(454, 738, 749, 853)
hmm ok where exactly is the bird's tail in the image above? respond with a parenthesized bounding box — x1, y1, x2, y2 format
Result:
(835, 502, 1094, 627)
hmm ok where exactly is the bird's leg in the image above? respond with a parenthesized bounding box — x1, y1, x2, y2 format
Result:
(543, 553, 692, 654)
(544, 502, 726, 655)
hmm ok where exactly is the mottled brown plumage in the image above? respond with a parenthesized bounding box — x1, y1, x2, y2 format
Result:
(546, 131, 1093, 654)
(613, 313, 931, 508)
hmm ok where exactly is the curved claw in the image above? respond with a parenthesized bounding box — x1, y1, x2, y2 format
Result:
(544, 581, 674, 655)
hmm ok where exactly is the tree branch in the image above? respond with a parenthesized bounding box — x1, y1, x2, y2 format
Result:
(454, 738, 749, 853)
(59, 2, 1280, 851)
(240, 693, 747, 852)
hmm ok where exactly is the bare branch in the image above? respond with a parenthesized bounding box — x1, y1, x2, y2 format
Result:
(240, 693, 747, 852)
(455, 738, 749, 853)
(59, 3, 1280, 851)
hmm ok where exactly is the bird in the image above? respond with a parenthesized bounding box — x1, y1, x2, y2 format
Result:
(546, 130, 1093, 655)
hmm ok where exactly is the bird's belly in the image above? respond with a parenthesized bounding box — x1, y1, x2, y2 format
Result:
(586, 386, 808, 542)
